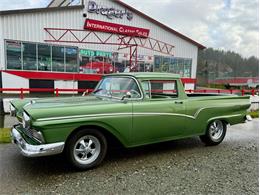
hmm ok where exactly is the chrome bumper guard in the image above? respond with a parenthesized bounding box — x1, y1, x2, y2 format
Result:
(11, 126, 65, 157)
(246, 114, 253, 122)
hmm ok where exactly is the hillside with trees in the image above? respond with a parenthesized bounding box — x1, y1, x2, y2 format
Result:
(197, 48, 259, 86)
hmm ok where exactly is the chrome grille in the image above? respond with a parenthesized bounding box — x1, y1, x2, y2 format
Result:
(20, 126, 42, 143)
(22, 127, 33, 139)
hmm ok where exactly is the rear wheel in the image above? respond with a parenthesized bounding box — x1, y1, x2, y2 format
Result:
(65, 129, 107, 170)
(200, 120, 226, 146)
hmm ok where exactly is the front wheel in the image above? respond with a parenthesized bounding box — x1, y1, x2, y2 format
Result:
(200, 120, 226, 146)
(65, 129, 107, 170)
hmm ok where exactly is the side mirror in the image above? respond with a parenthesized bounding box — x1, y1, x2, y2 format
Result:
(121, 91, 132, 100)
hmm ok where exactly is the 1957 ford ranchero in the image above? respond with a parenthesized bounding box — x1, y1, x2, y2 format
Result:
(10, 73, 251, 170)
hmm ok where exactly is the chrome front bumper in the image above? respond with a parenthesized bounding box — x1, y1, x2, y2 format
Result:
(11, 126, 65, 157)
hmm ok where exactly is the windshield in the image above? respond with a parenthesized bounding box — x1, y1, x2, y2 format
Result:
(93, 77, 142, 99)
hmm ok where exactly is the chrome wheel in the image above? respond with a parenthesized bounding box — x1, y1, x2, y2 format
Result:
(209, 120, 224, 140)
(73, 135, 101, 165)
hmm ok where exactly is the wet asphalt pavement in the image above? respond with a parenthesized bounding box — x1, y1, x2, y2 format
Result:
(0, 119, 258, 194)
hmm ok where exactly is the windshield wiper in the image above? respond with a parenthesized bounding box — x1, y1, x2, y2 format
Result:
(92, 88, 103, 94)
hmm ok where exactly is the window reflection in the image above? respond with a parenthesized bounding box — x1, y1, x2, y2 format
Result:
(23, 43, 37, 70)
(154, 56, 192, 77)
(38, 44, 51, 71)
(65, 47, 78, 72)
(6, 41, 22, 70)
(5, 40, 192, 77)
(52, 46, 65, 72)
(5, 40, 79, 73)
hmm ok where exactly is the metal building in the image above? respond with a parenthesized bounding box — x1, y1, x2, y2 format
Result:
(0, 0, 205, 92)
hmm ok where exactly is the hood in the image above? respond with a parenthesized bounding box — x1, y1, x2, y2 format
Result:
(21, 95, 123, 120)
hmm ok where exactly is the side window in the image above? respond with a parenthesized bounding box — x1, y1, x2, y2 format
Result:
(150, 80, 178, 98)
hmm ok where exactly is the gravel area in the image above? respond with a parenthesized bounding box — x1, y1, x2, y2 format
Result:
(0, 119, 258, 194)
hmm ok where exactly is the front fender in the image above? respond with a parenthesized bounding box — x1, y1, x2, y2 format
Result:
(11, 99, 33, 122)
(32, 119, 130, 147)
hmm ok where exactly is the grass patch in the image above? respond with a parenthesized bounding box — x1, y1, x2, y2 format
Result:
(249, 110, 259, 118)
(0, 128, 11, 143)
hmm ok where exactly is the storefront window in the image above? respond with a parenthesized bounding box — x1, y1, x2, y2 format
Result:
(176, 58, 184, 76)
(154, 56, 162, 71)
(5, 40, 192, 77)
(65, 47, 78, 72)
(79, 49, 114, 74)
(5, 40, 80, 72)
(23, 42, 37, 70)
(154, 56, 192, 77)
(183, 59, 192, 77)
(6, 40, 22, 70)
(38, 44, 51, 71)
(52, 46, 65, 72)
(162, 57, 170, 72)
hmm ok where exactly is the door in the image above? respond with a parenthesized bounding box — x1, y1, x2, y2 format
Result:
(29, 79, 54, 94)
(131, 80, 187, 145)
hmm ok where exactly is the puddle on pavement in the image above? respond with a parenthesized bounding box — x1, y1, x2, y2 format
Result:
(0, 114, 17, 143)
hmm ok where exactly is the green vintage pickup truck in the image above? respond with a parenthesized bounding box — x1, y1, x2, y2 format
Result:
(10, 73, 251, 170)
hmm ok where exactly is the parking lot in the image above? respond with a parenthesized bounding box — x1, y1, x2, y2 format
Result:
(0, 118, 258, 194)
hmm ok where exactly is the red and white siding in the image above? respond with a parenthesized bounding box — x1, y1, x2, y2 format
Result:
(0, 0, 203, 90)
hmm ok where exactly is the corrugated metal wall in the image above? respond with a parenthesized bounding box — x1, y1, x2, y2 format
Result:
(0, 0, 199, 78)
(0, 16, 4, 70)
(1, 8, 84, 46)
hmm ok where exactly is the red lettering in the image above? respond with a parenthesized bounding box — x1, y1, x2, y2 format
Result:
(119, 27, 124, 33)
(84, 19, 150, 38)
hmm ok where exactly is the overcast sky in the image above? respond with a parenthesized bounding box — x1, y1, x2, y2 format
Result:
(0, 0, 258, 58)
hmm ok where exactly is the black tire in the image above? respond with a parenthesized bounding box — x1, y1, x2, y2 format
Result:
(200, 120, 226, 146)
(65, 129, 107, 170)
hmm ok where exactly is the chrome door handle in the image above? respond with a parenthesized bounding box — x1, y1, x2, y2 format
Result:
(175, 101, 183, 104)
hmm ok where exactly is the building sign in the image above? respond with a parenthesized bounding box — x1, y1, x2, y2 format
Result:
(87, 1, 133, 20)
(84, 19, 150, 38)
(80, 49, 112, 58)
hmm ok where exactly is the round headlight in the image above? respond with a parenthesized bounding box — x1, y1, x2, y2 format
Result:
(22, 112, 31, 129)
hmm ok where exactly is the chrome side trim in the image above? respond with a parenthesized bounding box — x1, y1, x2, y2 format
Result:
(207, 114, 242, 123)
(36, 111, 217, 122)
(36, 112, 196, 121)
(37, 113, 133, 121)
(193, 106, 226, 118)
(11, 126, 64, 157)
(133, 112, 195, 119)
(36, 105, 240, 122)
